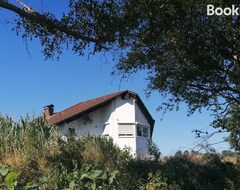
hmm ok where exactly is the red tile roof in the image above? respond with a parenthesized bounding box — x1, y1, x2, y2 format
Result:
(47, 90, 126, 125)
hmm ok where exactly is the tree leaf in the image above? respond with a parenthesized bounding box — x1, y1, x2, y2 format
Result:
(5, 171, 19, 190)
(0, 165, 9, 176)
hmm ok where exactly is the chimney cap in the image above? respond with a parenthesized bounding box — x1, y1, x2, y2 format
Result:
(44, 104, 54, 109)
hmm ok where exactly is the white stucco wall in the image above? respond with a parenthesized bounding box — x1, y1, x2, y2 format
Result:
(135, 103, 151, 156)
(59, 103, 112, 137)
(136, 136, 149, 157)
(112, 97, 137, 156)
(114, 96, 135, 123)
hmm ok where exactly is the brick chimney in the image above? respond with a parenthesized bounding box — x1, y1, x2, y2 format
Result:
(43, 104, 54, 118)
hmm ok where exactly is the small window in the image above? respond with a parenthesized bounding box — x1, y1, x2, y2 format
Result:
(137, 125, 149, 138)
(143, 127, 148, 137)
(68, 128, 75, 136)
(137, 125, 142, 136)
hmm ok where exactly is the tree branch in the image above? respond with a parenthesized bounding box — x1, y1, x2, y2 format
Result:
(0, 1, 111, 43)
(191, 129, 228, 155)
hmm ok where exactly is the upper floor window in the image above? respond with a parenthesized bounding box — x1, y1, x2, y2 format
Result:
(137, 125, 149, 138)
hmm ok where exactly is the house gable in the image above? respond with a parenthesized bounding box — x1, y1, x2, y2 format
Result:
(114, 95, 135, 123)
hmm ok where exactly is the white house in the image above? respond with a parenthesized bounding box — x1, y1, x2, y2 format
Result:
(44, 90, 155, 157)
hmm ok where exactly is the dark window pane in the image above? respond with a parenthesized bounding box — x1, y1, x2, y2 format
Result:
(143, 127, 148, 137)
(68, 128, 75, 135)
(137, 126, 142, 136)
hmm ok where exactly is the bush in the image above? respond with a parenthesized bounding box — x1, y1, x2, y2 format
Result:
(46, 136, 131, 171)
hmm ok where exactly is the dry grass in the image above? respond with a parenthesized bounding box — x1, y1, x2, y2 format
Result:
(82, 140, 106, 167)
(164, 153, 238, 166)
(1, 153, 28, 169)
(37, 158, 50, 174)
(221, 155, 237, 164)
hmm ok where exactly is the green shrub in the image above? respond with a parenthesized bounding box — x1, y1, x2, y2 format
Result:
(140, 172, 180, 190)
(46, 163, 120, 190)
(148, 140, 161, 161)
(47, 136, 131, 171)
(0, 164, 41, 190)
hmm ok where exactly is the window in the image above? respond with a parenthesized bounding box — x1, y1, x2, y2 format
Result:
(137, 125, 149, 138)
(137, 125, 142, 136)
(118, 124, 134, 137)
(68, 127, 75, 136)
(143, 127, 148, 137)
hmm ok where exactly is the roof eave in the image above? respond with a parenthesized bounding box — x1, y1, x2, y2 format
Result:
(48, 95, 121, 125)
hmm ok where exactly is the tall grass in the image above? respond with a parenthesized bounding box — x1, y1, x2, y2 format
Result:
(0, 114, 57, 167)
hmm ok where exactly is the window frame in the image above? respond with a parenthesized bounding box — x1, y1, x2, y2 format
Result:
(136, 125, 149, 138)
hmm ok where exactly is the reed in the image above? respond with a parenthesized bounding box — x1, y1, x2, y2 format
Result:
(0, 114, 57, 167)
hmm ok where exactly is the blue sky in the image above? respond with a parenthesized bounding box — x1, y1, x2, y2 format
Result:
(0, 1, 230, 155)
